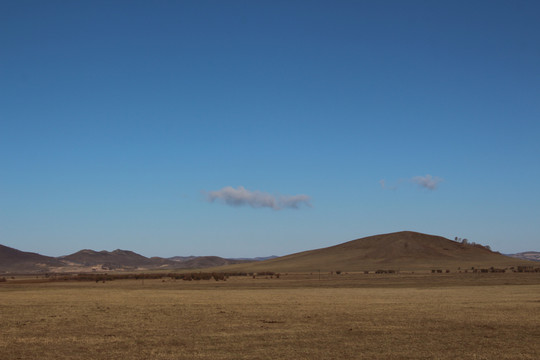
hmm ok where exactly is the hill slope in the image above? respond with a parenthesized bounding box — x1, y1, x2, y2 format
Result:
(0, 244, 65, 273)
(173, 256, 252, 269)
(0, 245, 265, 273)
(216, 231, 535, 272)
(59, 249, 174, 270)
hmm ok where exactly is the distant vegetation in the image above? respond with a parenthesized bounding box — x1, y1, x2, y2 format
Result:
(31, 271, 279, 283)
(453, 236, 492, 251)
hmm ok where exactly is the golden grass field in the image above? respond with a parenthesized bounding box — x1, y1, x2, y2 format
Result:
(1, 273, 539, 359)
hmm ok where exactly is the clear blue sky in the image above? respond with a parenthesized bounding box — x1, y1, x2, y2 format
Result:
(1, 1, 539, 257)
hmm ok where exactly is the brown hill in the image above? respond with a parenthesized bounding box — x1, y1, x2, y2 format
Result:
(0, 244, 65, 273)
(175, 256, 252, 269)
(1, 244, 260, 273)
(59, 249, 177, 270)
(215, 231, 536, 272)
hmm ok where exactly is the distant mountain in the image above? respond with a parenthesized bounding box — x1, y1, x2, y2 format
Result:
(59, 249, 177, 270)
(168, 256, 198, 262)
(2, 232, 536, 274)
(506, 252, 540, 262)
(0, 244, 65, 273)
(174, 256, 252, 269)
(168, 255, 275, 268)
(230, 256, 279, 261)
(215, 231, 538, 272)
(0, 244, 267, 273)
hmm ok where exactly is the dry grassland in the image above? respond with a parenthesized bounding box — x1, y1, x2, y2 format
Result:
(1, 273, 539, 359)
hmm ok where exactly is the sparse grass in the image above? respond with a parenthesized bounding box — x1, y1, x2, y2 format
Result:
(1, 273, 539, 359)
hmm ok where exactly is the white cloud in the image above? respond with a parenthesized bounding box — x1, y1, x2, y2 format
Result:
(206, 186, 312, 210)
(278, 194, 312, 209)
(412, 174, 443, 190)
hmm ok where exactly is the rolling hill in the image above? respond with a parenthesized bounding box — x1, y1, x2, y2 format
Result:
(56, 250, 253, 271)
(2, 231, 537, 273)
(59, 249, 176, 270)
(214, 231, 536, 272)
(0, 245, 266, 273)
(170, 256, 252, 269)
(0, 244, 65, 273)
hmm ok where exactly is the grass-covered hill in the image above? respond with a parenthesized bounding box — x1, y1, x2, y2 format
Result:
(213, 231, 536, 272)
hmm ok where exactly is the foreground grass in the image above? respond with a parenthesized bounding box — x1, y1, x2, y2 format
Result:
(1, 274, 539, 359)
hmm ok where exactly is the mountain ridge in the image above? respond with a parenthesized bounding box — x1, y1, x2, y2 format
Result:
(0, 244, 268, 273)
(506, 251, 540, 262)
(1, 231, 537, 273)
(0, 244, 65, 273)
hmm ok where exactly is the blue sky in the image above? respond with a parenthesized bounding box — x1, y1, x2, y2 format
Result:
(1, 1, 539, 257)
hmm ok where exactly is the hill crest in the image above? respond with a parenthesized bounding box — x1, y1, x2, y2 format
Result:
(215, 231, 535, 272)
(1, 245, 266, 273)
(0, 244, 65, 272)
(2, 231, 536, 273)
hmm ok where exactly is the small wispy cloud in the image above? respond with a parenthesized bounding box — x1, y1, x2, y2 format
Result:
(379, 179, 400, 190)
(411, 174, 443, 190)
(278, 194, 312, 209)
(379, 175, 443, 191)
(206, 186, 312, 210)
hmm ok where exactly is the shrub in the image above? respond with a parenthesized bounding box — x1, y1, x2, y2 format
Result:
(336, 270, 342, 275)
(212, 273, 225, 281)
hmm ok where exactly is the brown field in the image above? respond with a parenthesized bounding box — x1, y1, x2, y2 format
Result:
(1, 273, 540, 359)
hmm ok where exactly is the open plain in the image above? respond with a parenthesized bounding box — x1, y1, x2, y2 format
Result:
(1, 272, 539, 360)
